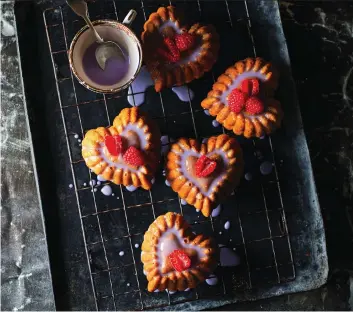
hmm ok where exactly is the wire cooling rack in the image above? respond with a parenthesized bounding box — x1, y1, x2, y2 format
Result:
(43, 0, 295, 310)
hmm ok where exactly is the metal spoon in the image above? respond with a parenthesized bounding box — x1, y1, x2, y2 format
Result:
(66, 0, 126, 70)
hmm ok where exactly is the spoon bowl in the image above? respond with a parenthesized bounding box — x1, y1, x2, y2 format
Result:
(95, 41, 127, 70)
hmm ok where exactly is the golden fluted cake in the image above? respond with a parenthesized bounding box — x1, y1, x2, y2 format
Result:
(141, 212, 219, 292)
(81, 107, 161, 190)
(201, 57, 283, 138)
(141, 6, 220, 92)
(166, 134, 243, 217)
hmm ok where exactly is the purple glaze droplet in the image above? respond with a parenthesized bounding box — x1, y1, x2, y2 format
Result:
(212, 120, 220, 127)
(224, 221, 231, 230)
(172, 86, 195, 102)
(220, 247, 240, 267)
(180, 199, 187, 205)
(126, 185, 137, 192)
(206, 275, 218, 286)
(260, 161, 273, 175)
(211, 205, 221, 217)
(161, 135, 173, 155)
(101, 185, 112, 196)
(97, 175, 106, 182)
(128, 66, 153, 106)
(245, 172, 253, 181)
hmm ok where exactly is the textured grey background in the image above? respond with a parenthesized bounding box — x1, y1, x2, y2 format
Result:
(1, 1, 55, 311)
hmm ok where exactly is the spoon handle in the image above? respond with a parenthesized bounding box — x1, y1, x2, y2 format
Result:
(66, 0, 104, 43)
(82, 15, 104, 44)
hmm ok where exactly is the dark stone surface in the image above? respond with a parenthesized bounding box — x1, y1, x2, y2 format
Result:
(220, 1, 353, 310)
(1, 0, 352, 310)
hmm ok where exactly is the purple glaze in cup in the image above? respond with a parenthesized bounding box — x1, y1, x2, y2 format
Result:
(82, 42, 130, 86)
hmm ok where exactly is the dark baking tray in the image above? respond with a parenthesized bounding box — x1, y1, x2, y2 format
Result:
(15, 0, 328, 310)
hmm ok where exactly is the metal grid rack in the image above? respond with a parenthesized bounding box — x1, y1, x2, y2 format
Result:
(43, 0, 295, 310)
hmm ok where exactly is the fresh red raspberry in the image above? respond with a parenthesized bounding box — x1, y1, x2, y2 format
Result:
(123, 146, 144, 167)
(174, 33, 196, 52)
(156, 37, 180, 63)
(195, 155, 217, 178)
(104, 135, 123, 156)
(228, 89, 248, 113)
(245, 96, 264, 115)
(241, 78, 260, 96)
(168, 249, 191, 272)
(164, 37, 180, 58)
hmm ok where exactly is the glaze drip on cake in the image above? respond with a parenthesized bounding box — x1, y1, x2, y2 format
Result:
(141, 212, 219, 292)
(83, 123, 149, 173)
(219, 70, 267, 110)
(81, 107, 161, 190)
(157, 227, 206, 275)
(201, 57, 284, 138)
(141, 6, 220, 92)
(159, 20, 182, 35)
(158, 20, 204, 67)
(176, 148, 228, 197)
(166, 135, 244, 217)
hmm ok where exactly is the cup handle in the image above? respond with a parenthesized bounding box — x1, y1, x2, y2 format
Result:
(122, 9, 137, 27)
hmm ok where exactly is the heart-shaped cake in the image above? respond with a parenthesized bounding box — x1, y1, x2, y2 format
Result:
(81, 107, 161, 190)
(141, 6, 220, 92)
(166, 134, 243, 217)
(201, 57, 284, 138)
(141, 212, 219, 292)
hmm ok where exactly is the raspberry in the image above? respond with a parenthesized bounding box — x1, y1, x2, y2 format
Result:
(105, 135, 123, 156)
(164, 37, 180, 58)
(241, 78, 260, 96)
(123, 146, 144, 167)
(156, 48, 179, 63)
(228, 89, 247, 113)
(168, 250, 191, 272)
(156, 37, 180, 63)
(174, 33, 196, 52)
(245, 96, 264, 115)
(195, 155, 217, 178)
